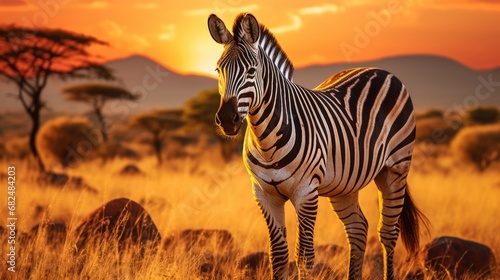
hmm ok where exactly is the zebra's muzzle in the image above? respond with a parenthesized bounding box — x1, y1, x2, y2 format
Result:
(215, 97, 242, 136)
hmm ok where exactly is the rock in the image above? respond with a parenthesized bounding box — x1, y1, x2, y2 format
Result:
(74, 198, 161, 252)
(30, 222, 67, 245)
(163, 229, 234, 253)
(198, 256, 226, 279)
(315, 244, 344, 264)
(312, 262, 338, 279)
(240, 251, 269, 271)
(239, 251, 271, 279)
(38, 171, 97, 193)
(119, 164, 143, 175)
(422, 236, 496, 278)
(39, 171, 69, 186)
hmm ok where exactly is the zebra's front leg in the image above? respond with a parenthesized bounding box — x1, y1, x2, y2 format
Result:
(329, 192, 368, 280)
(292, 188, 318, 279)
(254, 184, 289, 280)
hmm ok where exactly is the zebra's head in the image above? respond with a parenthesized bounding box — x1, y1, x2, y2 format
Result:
(208, 13, 262, 136)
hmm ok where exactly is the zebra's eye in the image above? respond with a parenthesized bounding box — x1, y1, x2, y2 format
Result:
(215, 68, 220, 75)
(245, 67, 256, 79)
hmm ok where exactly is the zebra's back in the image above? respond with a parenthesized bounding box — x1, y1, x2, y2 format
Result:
(308, 67, 416, 197)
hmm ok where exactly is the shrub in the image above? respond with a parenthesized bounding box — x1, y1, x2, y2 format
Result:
(3, 136, 30, 159)
(466, 107, 499, 125)
(416, 117, 459, 144)
(417, 109, 444, 120)
(451, 124, 500, 171)
(36, 116, 102, 168)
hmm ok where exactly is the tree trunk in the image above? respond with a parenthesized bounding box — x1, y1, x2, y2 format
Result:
(153, 133, 162, 166)
(94, 107, 108, 142)
(28, 96, 45, 172)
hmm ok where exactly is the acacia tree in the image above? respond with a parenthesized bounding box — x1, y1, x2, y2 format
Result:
(183, 88, 245, 161)
(0, 25, 115, 171)
(130, 109, 184, 166)
(63, 83, 137, 142)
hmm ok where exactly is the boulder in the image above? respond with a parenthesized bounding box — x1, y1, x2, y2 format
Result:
(239, 251, 271, 279)
(30, 222, 67, 245)
(422, 236, 496, 278)
(119, 164, 143, 176)
(163, 229, 234, 253)
(315, 244, 345, 264)
(38, 171, 97, 193)
(74, 198, 161, 252)
(239, 251, 269, 271)
(39, 171, 69, 186)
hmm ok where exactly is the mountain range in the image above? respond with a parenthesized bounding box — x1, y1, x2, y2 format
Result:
(1, 54, 499, 114)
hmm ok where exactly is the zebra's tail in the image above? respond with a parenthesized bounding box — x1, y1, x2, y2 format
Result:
(399, 185, 430, 257)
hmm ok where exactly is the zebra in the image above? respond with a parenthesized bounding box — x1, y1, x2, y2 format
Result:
(207, 13, 428, 280)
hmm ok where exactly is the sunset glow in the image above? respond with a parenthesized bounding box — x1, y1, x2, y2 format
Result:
(1, 0, 499, 76)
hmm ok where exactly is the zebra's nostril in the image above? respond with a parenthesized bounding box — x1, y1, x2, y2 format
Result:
(215, 115, 221, 125)
(232, 114, 241, 124)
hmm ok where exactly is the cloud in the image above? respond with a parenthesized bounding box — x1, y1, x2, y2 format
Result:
(100, 20, 150, 48)
(101, 20, 123, 36)
(158, 24, 176, 41)
(76, 0, 108, 9)
(268, 4, 342, 35)
(271, 15, 303, 34)
(135, 3, 158, 9)
(299, 4, 340, 15)
(422, 0, 500, 10)
(2, 0, 27, 6)
(89, 1, 107, 9)
(185, 4, 259, 16)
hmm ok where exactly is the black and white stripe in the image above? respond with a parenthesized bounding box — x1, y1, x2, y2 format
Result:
(208, 13, 427, 280)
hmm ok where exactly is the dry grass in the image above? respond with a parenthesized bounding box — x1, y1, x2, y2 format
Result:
(1, 152, 499, 279)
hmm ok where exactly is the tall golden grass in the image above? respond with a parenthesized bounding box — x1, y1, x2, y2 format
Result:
(1, 151, 499, 279)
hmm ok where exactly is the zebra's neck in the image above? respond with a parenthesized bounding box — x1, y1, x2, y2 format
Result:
(246, 52, 302, 161)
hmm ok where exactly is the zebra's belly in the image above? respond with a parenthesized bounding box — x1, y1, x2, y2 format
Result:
(245, 151, 384, 200)
(245, 160, 369, 200)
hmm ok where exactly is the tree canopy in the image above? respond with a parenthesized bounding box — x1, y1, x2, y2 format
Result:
(183, 88, 221, 133)
(0, 25, 115, 171)
(130, 109, 184, 134)
(130, 109, 184, 165)
(63, 83, 137, 142)
(183, 88, 245, 161)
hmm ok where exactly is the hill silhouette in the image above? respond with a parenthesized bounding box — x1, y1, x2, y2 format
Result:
(1, 54, 499, 113)
(294, 55, 500, 110)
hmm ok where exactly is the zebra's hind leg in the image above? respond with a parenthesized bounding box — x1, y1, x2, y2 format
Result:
(291, 188, 319, 278)
(374, 167, 408, 280)
(253, 184, 289, 280)
(329, 192, 368, 280)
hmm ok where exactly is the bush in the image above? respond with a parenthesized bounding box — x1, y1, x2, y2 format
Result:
(466, 107, 499, 125)
(416, 117, 459, 144)
(36, 116, 102, 168)
(417, 109, 444, 120)
(451, 124, 500, 171)
(3, 136, 30, 159)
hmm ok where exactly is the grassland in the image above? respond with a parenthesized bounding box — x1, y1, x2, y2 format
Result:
(0, 151, 499, 279)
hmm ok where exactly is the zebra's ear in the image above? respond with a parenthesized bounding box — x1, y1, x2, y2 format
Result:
(208, 14, 233, 44)
(241, 13, 260, 47)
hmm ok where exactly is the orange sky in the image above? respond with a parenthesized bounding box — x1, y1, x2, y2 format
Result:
(1, 0, 500, 77)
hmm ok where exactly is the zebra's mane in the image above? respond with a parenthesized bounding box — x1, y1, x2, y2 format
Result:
(257, 26, 294, 81)
(233, 14, 294, 81)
